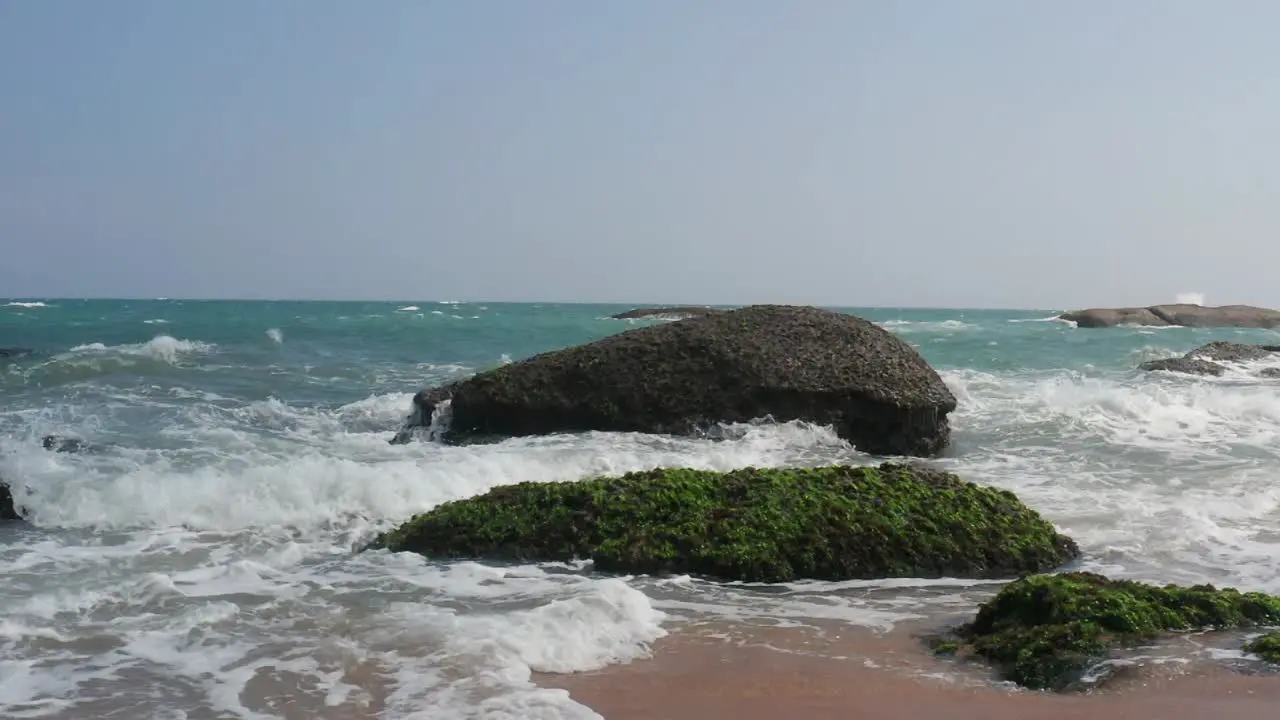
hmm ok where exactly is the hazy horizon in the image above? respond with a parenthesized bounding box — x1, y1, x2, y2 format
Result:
(1, 293, 1236, 313)
(5, 2, 1280, 309)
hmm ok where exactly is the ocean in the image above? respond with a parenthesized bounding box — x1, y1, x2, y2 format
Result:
(3, 298, 1280, 719)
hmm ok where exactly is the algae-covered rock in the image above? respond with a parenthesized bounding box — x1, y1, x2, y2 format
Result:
(391, 305, 958, 457)
(367, 463, 1079, 583)
(953, 572, 1280, 691)
(1245, 631, 1280, 663)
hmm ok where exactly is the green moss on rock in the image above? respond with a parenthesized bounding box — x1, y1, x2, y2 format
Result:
(1245, 631, 1280, 663)
(367, 462, 1079, 583)
(926, 637, 960, 656)
(954, 572, 1280, 691)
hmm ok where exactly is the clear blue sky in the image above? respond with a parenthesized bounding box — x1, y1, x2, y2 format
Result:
(3, 0, 1279, 308)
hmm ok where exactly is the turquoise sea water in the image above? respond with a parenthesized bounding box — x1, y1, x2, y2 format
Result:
(4, 299, 1280, 718)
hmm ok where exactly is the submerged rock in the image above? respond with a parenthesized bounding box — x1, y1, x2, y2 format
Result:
(0, 347, 34, 358)
(1138, 357, 1226, 376)
(942, 572, 1280, 691)
(609, 306, 727, 320)
(1245, 631, 1280, 663)
(366, 463, 1080, 583)
(392, 305, 959, 457)
(41, 435, 98, 453)
(1061, 304, 1280, 329)
(1, 435, 102, 522)
(1138, 341, 1280, 376)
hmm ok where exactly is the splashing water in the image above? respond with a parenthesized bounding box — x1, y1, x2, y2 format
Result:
(4, 300, 1280, 717)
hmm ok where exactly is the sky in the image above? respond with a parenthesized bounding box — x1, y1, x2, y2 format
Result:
(2, 0, 1280, 309)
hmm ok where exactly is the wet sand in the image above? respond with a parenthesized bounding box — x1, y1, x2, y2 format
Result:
(538, 623, 1280, 720)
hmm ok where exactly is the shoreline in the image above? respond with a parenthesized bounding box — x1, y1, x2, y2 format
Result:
(536, 621, 1280, 719)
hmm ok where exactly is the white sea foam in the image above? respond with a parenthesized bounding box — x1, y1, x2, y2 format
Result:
(9, 319, 1280, 715)
(1128, 345, 1183, 364)
(1116, 322, 1180, 330)
(1006, 315, 1071, 324)
(877, 319, 976, 332)
(265, 328, 284, 344)
(66, 336, 213, 364)
(939, 366, 1280, 591)
(5, 301, 48, 308)
(0, 393, 906, 718)
(397, 306, 420, 312)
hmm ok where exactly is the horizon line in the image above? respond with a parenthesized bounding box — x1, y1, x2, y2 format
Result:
(1, 296, 1070, 312)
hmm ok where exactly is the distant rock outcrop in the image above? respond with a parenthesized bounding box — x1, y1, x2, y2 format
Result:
(1138, 341, 1280, 376)
(1061, 304, 1280, 329)
(392, 305, 959, 457)
(610, 306, 727, 320)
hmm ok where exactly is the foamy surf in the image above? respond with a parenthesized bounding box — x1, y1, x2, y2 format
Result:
(66, 335, 214, 363)
(877, 319, 977, 332)
(0, 393, 922, 719)
(7, 301, 1280, 717)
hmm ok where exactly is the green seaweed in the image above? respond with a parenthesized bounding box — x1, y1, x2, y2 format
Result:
(925, 637, 960, 656)
(953, 572, 1280, 691)
(366, 462, 1079, 583)
(1244, 631, 1280, 663)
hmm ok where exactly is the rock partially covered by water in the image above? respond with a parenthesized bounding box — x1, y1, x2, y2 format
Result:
(1246, 631, 1280, 663)
(392, 305, 958, 457)
(1062, 304, 1280, 328)
(1, 435, 99, 522)
(0, 347, 33, 358)
(0, 481, 17, 521)
(367, 463, 1080, 583)
(936, 572, 1280, 691)
(1138, 341, 1280, 376)
(609, 306, 727, 320)
(41, 435, 100, 454)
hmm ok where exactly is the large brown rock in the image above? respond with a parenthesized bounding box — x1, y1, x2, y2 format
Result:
(1061, 304, 1280, 328)
(392, 305, 959, 457)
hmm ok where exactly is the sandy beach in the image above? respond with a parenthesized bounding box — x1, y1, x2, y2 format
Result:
(538, 622, 1280, 720)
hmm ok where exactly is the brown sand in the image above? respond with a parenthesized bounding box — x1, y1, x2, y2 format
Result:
(537, 622, 1280, 720)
